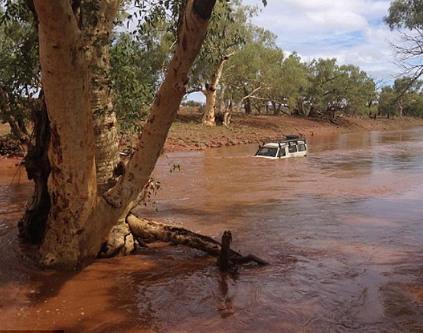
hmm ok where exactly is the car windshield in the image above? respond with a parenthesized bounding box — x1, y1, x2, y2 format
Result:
(256, 147, 278, 157)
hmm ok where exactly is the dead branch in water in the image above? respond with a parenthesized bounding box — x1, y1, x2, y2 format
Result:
(126, 214, 268, 269)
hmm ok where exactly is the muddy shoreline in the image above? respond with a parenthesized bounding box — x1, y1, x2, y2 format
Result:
(2, 113, 423, 158)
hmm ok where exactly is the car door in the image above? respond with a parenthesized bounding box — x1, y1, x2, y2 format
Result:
(288, 142, 298, 156)
(278, 146, 287, 158)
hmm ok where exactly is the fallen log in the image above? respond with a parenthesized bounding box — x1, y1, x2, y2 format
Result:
(126, 214, 268, 268)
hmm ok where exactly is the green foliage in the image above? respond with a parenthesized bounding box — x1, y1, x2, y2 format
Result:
(306, 59, 376, 117)
(110, 25, 172, 132)
(378, 86, 397, 117)
(0, 3, 39, 137)
(404, 91, 423, 116)
(1, 0, 417, 138)
(269, 52, 310, 110)
(223, 28, 279, 103)
(385, 0, 423, 29)
(379, 77, 423, 117)
(189, 0, 256, 91)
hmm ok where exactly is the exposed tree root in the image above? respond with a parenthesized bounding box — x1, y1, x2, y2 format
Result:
(126, 214, 268, 268)
(98, 221, 134, 258)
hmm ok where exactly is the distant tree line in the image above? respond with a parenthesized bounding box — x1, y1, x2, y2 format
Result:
(1, 0, 423, 138)
(112, 0, 423, 127)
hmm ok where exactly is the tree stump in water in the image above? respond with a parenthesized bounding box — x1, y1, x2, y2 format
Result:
(218, 231, 232, 272)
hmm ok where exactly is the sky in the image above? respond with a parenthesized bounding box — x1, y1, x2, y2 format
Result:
(244, 0, 402, 87)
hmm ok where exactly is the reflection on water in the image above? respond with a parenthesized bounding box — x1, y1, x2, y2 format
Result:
(0, 129, 423, 332)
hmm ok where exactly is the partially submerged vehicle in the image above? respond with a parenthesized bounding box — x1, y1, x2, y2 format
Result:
(255, 135, 308, 159)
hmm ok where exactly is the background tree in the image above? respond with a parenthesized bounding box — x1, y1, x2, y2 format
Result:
(189, 0, 254, 126)
(306, 59, 376, 120)
(267, 52, 309, 115)
(379, 77, 423, 118)
(378, 86, 397, 118)
(110, 28, 172, 132)
(0, 5, 39, 143)
(223, 27, 278, 116)
(386, 0, 423, 86)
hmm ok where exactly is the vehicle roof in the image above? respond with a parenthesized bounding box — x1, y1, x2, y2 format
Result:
(262, 139, 306, 148)
(262, 143, 281, 148)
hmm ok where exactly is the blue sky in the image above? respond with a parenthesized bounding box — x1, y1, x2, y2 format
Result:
(244, 0, 402, 86)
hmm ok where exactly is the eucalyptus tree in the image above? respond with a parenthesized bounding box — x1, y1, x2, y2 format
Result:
(223, 28, 279, 115)
(378, 86, 397, 118)
(266, 52, 309, 115)
(339, 65, 377, 116)
(306, 59, 376, 119)
(379, 77, 423, 117)
(0, 0, 218, 270)
(306, 58, 341, 118)
(189, 0, 255, 126)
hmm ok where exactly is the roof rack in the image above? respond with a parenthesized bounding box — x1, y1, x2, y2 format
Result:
(285, 135, 301, 140)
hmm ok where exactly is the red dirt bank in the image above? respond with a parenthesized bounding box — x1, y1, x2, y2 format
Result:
(164, 112, 423, 152)
(2, 112, 423, 157)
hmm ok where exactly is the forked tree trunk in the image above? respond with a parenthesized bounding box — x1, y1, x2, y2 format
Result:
(34, 0, 216, 269)
(202, 57, 228, 126)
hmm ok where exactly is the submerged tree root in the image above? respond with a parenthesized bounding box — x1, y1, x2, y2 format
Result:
(124, 214, 269, 269)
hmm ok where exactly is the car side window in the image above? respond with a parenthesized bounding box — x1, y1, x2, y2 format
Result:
(288, 143, 297, 153)
(298, 144, 306, 152)
(278, 147, 286, 157)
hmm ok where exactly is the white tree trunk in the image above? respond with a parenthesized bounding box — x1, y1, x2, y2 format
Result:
(35, 0, 98, 268)
(82, 0, 121, 193)
(35, 0, 217, 269)
(202, 57, 227, 126)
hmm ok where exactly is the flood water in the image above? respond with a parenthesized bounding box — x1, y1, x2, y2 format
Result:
(0, 128, 422, 332)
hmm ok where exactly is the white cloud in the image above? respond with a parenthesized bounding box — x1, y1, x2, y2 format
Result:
(244, 0, 403, 84)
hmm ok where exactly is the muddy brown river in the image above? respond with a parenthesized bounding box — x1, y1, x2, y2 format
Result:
(0, 128, 422, 332)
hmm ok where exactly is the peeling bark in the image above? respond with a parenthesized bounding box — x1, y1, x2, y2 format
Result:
(35, 0, 97, 268)
(79, 0, 217, 268)
(82, 0, 120, 193)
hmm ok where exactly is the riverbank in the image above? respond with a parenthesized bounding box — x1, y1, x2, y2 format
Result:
(2, 113, 423, 157)
(164, 112, 423, 152)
